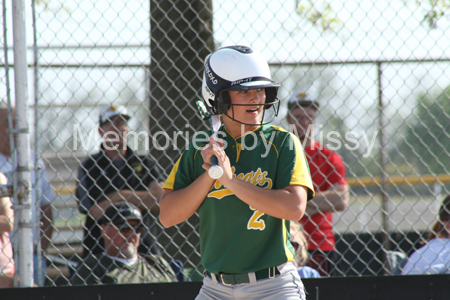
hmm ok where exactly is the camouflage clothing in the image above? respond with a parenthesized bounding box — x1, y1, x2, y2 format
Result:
(70, 253, 177, 285)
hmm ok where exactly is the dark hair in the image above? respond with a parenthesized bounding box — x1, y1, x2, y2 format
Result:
(428, 195, 450, 241)
(439, 195, 450, 222)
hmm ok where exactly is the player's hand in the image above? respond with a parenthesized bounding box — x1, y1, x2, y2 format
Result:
(209, 137, 233, 185)
(201, 137, 225, 167)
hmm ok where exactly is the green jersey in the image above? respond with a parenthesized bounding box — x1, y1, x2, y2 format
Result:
(163, 124, 314, 274)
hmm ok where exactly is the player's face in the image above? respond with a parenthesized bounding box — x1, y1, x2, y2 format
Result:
(102, 220, 141, 259)
(227, 88, 266, 125)
(287, 106, 316, 143)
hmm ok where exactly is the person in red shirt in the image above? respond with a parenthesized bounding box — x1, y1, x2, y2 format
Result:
(286, 90, 349, 277)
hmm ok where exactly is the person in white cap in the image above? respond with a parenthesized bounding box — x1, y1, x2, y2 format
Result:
(76, 104, 164, 259)
(286, 91, 349, 277)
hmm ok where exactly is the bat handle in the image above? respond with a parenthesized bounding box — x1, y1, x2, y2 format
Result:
(209, 156, 223, 179)
(212, 155, 219, 166)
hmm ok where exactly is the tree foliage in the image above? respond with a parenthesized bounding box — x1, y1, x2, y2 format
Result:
(295, 0, 450, 31)
(394, 86, 450, 175)
(410, 0, 450, 28)
(295, 0, 343, 32)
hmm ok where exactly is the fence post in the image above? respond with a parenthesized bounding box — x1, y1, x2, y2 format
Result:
(31, 0, 43, 286)
(11, 0, 34, 287)
(377, 61, 390, 275)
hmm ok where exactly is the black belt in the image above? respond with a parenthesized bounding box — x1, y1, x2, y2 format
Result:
(206, 266, 280, 285)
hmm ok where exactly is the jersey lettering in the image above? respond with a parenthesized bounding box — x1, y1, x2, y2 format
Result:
(207, 167, 273, 199)
(247, 206, 265, 230)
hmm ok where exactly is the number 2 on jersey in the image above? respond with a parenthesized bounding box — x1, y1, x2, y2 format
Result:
(247, 206, 265, 230)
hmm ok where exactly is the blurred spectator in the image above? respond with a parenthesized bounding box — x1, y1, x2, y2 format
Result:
(290, 221, 321, 278)
(0, 172, 14, 288)
(70, 202, 177, 285)
(402, 195, 450, 275)
(76, 104, 164, 258)
(286, 91, 349, 276)
(0, 104, 54, 286)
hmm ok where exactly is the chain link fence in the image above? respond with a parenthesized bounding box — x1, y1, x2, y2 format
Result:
(1, 0, 450, 287)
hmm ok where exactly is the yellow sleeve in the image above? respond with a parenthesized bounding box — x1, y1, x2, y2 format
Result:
(162, 156, 182, 190)
(289, 133, 315, 199)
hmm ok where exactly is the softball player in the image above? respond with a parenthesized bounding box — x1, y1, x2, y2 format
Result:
(160, 45, 315, 299)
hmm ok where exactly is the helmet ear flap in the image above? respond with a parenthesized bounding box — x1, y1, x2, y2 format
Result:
(217, 91, 231, 114)
(264, 87, 278, 109)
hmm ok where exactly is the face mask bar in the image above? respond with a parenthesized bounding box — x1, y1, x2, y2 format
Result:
(220, 99, 280, 126)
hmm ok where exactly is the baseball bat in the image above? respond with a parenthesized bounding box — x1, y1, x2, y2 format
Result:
(196, 101, 223, 180)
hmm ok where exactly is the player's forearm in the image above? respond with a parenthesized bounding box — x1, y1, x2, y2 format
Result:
(306, 185, 349, 214)
(145, 181, 165, 211)
(159, 173, 215, 228)
(224, 179, 308, 221)
(88, 200, 111, 219)
(115, 190, 160, 212)
(138, 190, 161, 212)
(105, 190, 160, 212)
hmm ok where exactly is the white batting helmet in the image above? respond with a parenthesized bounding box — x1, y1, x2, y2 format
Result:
(201, 45, 280, 125)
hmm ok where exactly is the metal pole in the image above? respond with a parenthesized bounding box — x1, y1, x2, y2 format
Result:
(377, 62, 390, 275)
(31, 0, 42, 286)
(11, 0, 34, 287)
